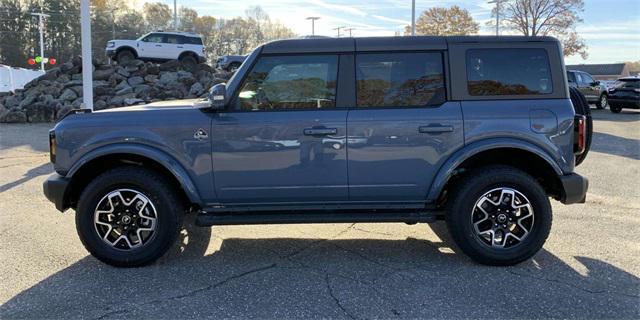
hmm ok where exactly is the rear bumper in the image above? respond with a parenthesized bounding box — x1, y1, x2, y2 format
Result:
(43, 173, 70, 212)
(559, 173, 588, 204)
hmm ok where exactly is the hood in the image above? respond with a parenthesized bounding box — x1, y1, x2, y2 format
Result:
(95, 99, 210, 113)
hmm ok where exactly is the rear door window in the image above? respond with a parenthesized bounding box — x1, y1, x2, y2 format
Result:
(355, 52, 445, 107)
(143, 33, 164, 43)
(466, 48, 552, 96)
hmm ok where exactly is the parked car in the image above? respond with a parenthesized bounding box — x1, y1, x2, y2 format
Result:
(216, 55, 246, 71)
(44, 36, 590, 267)
(567, 70, 609, 109)
(607, 77, 640, 113)
(106, 31, 206, 68)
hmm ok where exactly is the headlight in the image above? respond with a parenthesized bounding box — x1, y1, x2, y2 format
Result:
(49, 130, 56, 163)
(107, 41, 115, 48)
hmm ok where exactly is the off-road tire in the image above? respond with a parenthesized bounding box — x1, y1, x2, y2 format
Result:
(179, 55, 197, 72)
(115, 49, 135, 65)
(446, 166, 552, 266)
(596, 93, 608, 109)
(76, 166, 184, 267)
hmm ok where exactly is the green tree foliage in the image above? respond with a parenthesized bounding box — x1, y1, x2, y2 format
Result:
(405, 6, 479, 36)
(0, 1, 296, 68)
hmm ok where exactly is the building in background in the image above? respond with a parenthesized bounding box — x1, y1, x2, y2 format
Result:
(566, 63, 630, 81)
(0, 65, 45, 93)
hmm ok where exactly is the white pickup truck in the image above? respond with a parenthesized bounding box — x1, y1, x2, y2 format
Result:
(106, 31, 206, 67)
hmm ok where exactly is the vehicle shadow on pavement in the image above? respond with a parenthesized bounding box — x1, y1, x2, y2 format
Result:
(590, 132, 640, 160)
(0, 162, 52, 193)
(1, 220, 638, 319)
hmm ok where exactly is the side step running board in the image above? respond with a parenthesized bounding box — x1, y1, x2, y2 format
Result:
(195, 211, 441, 226)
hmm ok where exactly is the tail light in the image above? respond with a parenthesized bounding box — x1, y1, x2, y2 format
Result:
(574, 115, 586, 155)
(634, 88, 640, 93)
(49, 130, 56, 163)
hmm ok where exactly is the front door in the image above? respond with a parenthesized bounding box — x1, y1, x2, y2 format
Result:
(347, 52, 463, 201)
(137, 33, 165, 59)
(211, 54, 349, 203)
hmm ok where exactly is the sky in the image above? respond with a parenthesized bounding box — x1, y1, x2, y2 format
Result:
(148, 0, 640, 64)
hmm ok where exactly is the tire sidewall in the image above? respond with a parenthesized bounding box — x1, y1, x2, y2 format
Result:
(448, 169, 552, 265)
(76, 169, 181, 266)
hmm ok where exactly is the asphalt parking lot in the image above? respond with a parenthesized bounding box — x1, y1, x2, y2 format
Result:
(0, 108, 638, 319)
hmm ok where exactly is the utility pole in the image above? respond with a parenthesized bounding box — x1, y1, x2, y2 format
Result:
(488, 0, 504, 36)
(30, 12, 49, 72)
(333, 26, 345, 38)
(80, 0, 93, 111)
(306, 17, 320, 36)
(344, 28, 355, 37)
(411, 0, 416, 36)
(174, 0, 178, 30)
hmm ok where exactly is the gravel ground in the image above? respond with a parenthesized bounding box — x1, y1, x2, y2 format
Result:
(0, 108, 638, 319)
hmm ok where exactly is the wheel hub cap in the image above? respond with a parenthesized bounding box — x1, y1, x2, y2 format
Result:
(93, 189, 158, 251)
(471, 187, 534, 249)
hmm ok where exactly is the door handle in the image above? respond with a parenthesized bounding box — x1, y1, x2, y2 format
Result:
(177, 46, 183, 48)
(303, 127, 338, 136)
(155, 44, 162, 47)
(419, 125, 454, 134)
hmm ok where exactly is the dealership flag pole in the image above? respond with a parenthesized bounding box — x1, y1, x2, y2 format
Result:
(80, 0, 93, 111)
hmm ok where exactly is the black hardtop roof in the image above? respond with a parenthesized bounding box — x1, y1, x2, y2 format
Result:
(261, 35, 560, 54)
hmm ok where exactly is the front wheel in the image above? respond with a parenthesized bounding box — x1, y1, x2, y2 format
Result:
(76, 166, 184, 267)
(446, 166, 552, 266)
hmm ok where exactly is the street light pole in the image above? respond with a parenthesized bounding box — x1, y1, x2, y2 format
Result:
(411, 0, 416, 36)
(333, 26, 345, 38)
(174, 0, 178, 30)
(306, 17, 320, 36)
(80, 0, 93, 111)
(30, 12, 49, 72)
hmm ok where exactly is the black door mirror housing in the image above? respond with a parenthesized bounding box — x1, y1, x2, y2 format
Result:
(208, 83, 227, 110)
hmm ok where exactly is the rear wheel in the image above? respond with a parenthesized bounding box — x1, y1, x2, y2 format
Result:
(76, 166, 184, 267)
(596, 94, 608, 109)
(446, 166, 552, 266)
(179, 54, 197, 72)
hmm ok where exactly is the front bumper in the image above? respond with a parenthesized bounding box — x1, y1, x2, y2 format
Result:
(43, 173, 70, 212)
(559, 173, 588, 204)
(106, 49, 116, 57)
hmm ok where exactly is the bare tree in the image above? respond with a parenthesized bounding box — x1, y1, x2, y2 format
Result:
(405, 6, 479, 36)
(494, 0, 588, 59)
(143, 2, 172, 31)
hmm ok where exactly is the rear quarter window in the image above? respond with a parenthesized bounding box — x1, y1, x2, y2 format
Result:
(466, 48, 552, 96)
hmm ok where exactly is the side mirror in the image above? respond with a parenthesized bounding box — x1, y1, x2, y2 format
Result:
(208, 83, 227, 110)
(592, 81, 601, 86)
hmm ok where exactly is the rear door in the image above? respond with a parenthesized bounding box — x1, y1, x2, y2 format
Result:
(346, 51, 464, 201)
(210, 54, 349, 203)
(579, 72, 599, 101)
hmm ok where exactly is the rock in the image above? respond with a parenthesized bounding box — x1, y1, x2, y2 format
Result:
(146, 64, 160, 75)
(93, 68, 114, 80)
(128, 76, 144, 86)
(144, 75, 158, 83)
(72, 98, 84, 108)
(56, 74, 70, 84)
(71, 56, 82, 67)
(94, 86, 114, 96)
(115, 80, 131, 91)
(189, 82, 204, 96)
(116, 67, 130, 77)
(94, 100, 107, 110)
(0, 103, 8, 121)
(116, 86, 133, 95)
(18, 94, 37, 109)
(110, 93, 136, 106)
(134, 84, 151, 94)
(63, 80, 84, 89)
(3, 110, 27, 123)
(124, 98, 145, 106)
(159, 60, 180, 72)
(71, 73, 82, 80)
(4, 95, 20, 108)
(60, 62, 74, 72)
(159, 72, 178, 84)
(59, 89, 78, 101)
(25, 102, 54, 122)
(92, 80, 109, 88)
(56, 105, 73, 119)
(197, 63, 214, 73)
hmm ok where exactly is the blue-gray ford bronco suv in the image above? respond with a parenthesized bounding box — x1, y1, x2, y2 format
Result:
(43, 36, 590, 267)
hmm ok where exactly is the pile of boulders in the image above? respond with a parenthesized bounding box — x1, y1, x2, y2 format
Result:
(0, 57, 232, 123)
